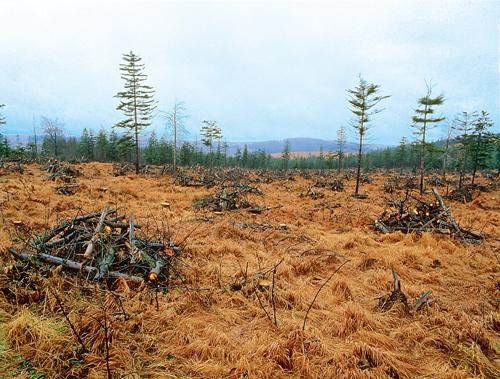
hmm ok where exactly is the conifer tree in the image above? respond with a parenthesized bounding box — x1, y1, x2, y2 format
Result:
(95, 128, 109, 161)
(107, 130, 119, 161)
(347, 77, 390, 195)
(200, 120, 222, 167)
(397, 137, 408, 174)
(471, 111, 494, 184)
(411, 82, 445, 194)
(242, 145, 249, 167)
(336, 125, 346, 173)
(282, 140, 291, 170)
(114, 51, 156, 173)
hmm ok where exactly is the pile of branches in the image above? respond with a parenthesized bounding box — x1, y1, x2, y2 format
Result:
(112, 162, 134, 177)
(300, 186, 325, 200)
(383, 175, 417, 193)
(360, 173, 372, 184)
(445, 186, 474, 203)
(9, 206, 181, 285)
(0, 158, 24, 175)
(193, 185, 264, 212)
(426, 175, 445, 187)
(46, 161, 82, 182)
(373, 188, 482, 243)
(313, 178, 344, 192)
(55, 183, 80, 196)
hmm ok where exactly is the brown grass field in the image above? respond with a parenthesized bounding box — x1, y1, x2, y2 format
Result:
(0, 163, 498, 378)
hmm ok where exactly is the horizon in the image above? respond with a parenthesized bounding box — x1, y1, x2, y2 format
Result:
(1, 0, 499, 145)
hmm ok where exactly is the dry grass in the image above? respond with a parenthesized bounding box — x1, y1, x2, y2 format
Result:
(0, 162, 498, 378)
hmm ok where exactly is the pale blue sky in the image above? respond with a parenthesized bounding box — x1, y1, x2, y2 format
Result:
(1, 0, 499, 144)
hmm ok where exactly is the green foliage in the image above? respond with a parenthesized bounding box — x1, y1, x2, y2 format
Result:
(281, 140, 290, 170)
(114, 51, 156, 173)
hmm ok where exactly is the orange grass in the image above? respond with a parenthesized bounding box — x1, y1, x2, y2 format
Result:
(0, 162, 498, 378)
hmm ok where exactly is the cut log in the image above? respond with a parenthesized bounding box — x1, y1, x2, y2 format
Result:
(9, 248, 143, 283)
(83, 205, 110, 260)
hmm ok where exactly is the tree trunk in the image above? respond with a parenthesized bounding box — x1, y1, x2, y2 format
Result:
(471, 133, 481, 185)
(442, 135, 450, 183)
(173, 108, 177, 172)
(355, 132, 363, 195)
(419, 107, 428, 195)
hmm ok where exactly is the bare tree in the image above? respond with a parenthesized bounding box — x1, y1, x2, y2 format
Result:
(42, 117, 63, 157)
(441, 121, 454, 184)
(336, 125, 346, 173)
(163, 101, 188, 172)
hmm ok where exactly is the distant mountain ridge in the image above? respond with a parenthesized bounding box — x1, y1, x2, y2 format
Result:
(3, 135, 387, 155)
(225, 137, 386, 155)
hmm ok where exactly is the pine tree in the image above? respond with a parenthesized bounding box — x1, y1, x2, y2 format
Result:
(114, 51, 156, 174)
(336, 125, 346, 173)
(144, 130, 160, 164)
(95, 128, 109, 161)
(242, 145, 249, 167)
(200, 120, 222, 167)
(411, 82, 445, 194)
(471, 111, 494, 184)
(282, 140, 291, 170)
(397, 137, 408, 174)
(107, 130, 119, 161)
(318, 146, 324, 169)
(234, 146, 242, 166)
(347, 76, 390, 195)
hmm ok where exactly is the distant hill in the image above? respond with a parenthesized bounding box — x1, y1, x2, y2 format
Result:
(225, 137, 386, 155)
(4, 134, 387, 155)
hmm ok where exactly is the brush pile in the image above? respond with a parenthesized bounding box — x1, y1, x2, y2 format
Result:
(55, 183, 80, 196)
(112, 162, 134, 176)
(313, 178, 344, 192)
(445, 186, 474, 203)
(383, 175, 418, 193)
(373, 188, 482, 243)
(9, 206, 181, 285)
(46, 161, 82, 182)
(426, 175, 445, 187)
(193, 185, 263, 211)
(300, 186, 325, 199)
(0, 158, 24, 175)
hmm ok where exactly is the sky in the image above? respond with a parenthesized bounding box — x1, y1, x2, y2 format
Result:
(0, 0, 499, 145)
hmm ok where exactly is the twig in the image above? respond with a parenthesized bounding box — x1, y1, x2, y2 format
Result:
(271, 258, 284, 326)
(49, 288, 88, 353)
(302, 260, 349, 331)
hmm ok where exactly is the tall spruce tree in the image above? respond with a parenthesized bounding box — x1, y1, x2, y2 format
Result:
(347, 77, 390, 195)
(471, 111, 494, 184)
(95, 128, 109, 161)
(411, 83, 445, 194)
(114, 51, 156, 174)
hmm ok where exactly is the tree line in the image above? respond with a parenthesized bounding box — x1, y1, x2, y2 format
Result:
(0, 51, 498, 193)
